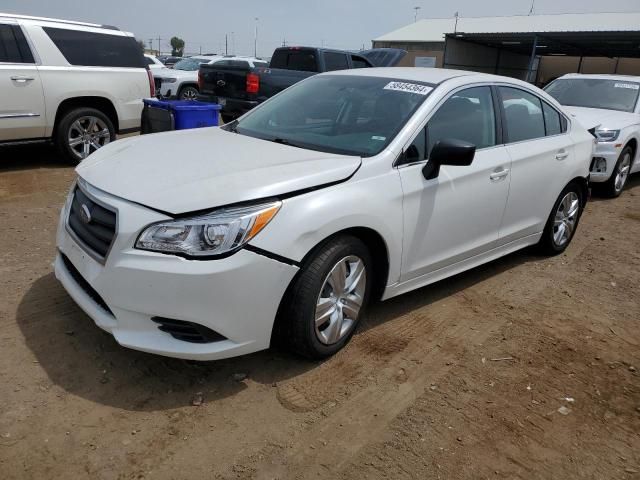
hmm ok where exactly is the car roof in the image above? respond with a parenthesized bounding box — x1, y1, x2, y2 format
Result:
(325, 67, 510, 85)
(0, 12, 130, 35)
(559, 73, 640, 82)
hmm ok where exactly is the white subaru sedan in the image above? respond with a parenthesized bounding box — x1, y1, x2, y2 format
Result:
(545, 74, 640, 197)
(55, 68, 593, 361)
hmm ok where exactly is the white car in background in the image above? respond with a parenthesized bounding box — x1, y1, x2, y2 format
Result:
(144, 54, 164, 72)
(0, 13, 154, 163)
(545, 74, 640, 197)
(55, 68, 592, 361)
(154, 55, 268, 100)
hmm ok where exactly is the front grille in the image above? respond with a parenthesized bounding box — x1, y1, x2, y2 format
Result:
(152, 317, 227, 344)
(61, 253, 114, 316)
(68, 187, 116, 260)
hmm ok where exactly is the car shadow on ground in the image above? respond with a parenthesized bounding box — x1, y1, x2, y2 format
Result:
(0, 144, 71, 172)
(16, 246, 542, 412)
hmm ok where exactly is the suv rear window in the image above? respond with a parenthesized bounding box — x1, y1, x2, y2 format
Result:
(0, 24, 34, 63)
(270, 50, 318, 72)
(43, 27, 144, 68)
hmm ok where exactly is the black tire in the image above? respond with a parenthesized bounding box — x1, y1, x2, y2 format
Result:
(178, 85, 199, 100)
(538, 182, 584, 255)
(278, 235, 373, 359)
(598, 146, 633, 198)
(55, 107, 115, 165)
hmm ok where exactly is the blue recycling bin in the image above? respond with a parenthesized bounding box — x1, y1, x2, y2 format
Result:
(141, 99, 221, 133)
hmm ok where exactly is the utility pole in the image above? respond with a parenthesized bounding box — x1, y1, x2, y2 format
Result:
(156, 36, 162, 56)
(528, 0, 535, 15)
(148, 38, 153, 52)
(414, 6, 421, 23)
(225, 34, 228, 55)
(254, 17, 259, 57)
(454, 12, 460, 33)
(231, 32, 235, 54)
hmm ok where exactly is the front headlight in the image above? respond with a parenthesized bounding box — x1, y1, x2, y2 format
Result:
(163, 77, 177, 84)
(595, 129, 620, 143)
(136, 200, 281, 258)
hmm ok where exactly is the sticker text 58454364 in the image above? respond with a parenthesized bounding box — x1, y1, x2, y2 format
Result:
(384, 82, 433, 96)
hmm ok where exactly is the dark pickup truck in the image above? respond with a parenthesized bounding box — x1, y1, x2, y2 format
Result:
(197, 47, 406, 121)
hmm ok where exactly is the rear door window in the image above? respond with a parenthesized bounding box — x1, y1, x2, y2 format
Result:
(542, 101, 563, 136)
(270, 50, 318, 72)
(43, 27, 144, 68)
(0, 24, 34, 63)
(323, 52, 349, 71)
(500, 87, 546, 143)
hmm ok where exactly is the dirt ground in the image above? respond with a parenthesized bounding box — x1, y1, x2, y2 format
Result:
(1, 144, 639, 480)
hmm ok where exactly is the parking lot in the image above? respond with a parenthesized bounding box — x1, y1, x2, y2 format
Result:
(0, 144, 637, 479)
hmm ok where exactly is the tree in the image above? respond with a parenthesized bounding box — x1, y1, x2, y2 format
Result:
(170, 37, 185, 57)
(136, 39, 146, 53)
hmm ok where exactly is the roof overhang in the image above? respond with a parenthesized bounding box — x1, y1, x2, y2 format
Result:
(447, 31, 640, 58)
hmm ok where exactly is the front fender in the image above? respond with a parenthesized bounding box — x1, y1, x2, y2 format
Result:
(249, 169, 404, 289)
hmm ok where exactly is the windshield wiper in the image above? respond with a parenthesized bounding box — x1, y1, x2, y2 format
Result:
(271, 138, 303, 148)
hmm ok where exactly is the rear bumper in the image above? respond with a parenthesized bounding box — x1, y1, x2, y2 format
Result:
(197, 95, 259, 118)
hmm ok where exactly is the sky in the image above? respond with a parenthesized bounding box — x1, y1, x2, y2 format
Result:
(2, 0, 640, 57)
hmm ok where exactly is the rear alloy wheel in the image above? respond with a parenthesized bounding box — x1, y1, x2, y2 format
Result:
(56, 108, 115, 165)
(179, 85, 199, 100)
(278, 235, 372, 359)
(601, 146, 633, 198)
(538, 183, 583, 255)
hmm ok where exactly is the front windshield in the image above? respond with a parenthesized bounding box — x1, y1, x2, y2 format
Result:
(173, 58, 209, 71)
(545, 78, 640, 113)
(233, 75, 433, 157)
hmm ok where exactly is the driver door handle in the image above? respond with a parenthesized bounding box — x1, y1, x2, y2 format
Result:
(10, 76, 35, 83)
(490, 168, 510, 181)
(555, 150, 569, 161)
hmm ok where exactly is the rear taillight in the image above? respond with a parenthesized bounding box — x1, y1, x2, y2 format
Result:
(198, 70, 204, 91)
(147, 69, 155, 97)
(246, 73, 259, 94)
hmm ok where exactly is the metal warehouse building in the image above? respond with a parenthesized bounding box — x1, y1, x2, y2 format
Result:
(373, 12, 640, 85)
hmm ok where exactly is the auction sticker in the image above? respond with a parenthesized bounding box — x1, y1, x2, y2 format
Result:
(384, 81, 433, 95)
(614, 82, 639, 90)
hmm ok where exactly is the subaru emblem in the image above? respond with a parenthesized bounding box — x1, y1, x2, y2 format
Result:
(80, 204, 92, 224)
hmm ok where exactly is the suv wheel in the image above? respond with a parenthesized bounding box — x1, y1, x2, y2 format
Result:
(278, 235, 372, 359)
(600, 146, 633, 198)
(538, 183, 584, 255)
(56, 108, 115, 164)
(179, 86, 199, 100)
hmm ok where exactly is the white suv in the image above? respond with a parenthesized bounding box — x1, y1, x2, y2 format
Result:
(0, 13, 154, 163)
(546, 74, 640, 197)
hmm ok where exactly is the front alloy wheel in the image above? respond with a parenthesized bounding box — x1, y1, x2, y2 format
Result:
(278, 235, 372, 359)
(315, 256, 366, 345)
(601, 146, 633, 198)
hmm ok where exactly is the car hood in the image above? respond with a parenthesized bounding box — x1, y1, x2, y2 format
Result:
(76, 128, 361, 215)
(154, 67, 196, 80)
(564, 106, 640, 130)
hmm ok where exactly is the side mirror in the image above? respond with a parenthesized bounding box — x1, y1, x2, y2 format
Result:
(422, 138, 476, 180)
